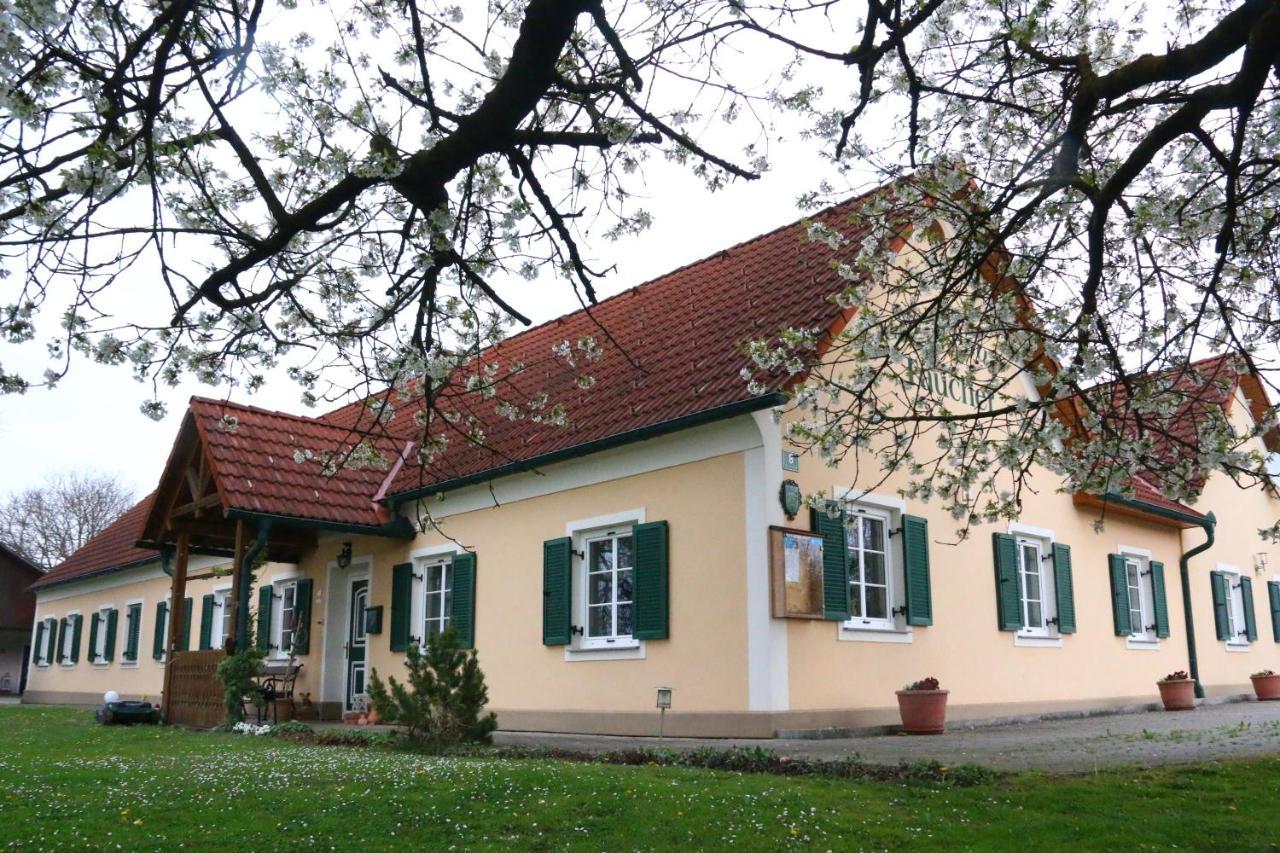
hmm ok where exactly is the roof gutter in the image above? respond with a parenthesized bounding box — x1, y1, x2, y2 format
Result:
(29, 555, 162, 593)
(1100, 493, 1217, 699)
(386, 392, 790, 511)
(224, 509, 415, 540)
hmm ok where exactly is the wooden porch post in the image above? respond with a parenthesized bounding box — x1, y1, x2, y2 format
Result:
(160, 531, 190, 723)
(227, 519, 247, 653)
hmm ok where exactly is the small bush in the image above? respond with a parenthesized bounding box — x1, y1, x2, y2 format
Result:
(903, 676, 941, 691)
(215, 631, 266, 726)
(367, 628, 497, 745)
(1160, 670, 1190, 683)
(1252, 669, 1276, 678)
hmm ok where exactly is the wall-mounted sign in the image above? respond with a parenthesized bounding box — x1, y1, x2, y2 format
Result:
(781, 450, 800, 472)
(779, 479, 803, 520)
(902, 356, 992, 410)
(769, 526, 826, 619)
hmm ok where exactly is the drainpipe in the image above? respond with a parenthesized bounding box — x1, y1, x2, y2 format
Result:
(236, 519, 272, 651)
(1180, 511, 1217, 699)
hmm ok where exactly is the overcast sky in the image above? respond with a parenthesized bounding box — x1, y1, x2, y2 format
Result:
(0, 129, 849, 500)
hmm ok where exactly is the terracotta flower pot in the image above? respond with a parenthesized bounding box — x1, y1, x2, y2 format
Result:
(1251, 674, 1280, 701)
(896, 689, 949, 734)
(1157, 678, 1196, 710)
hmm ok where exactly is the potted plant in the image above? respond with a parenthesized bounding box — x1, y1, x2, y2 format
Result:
(1157, 670, 1196, 710)
(1251, 669, 1280, 701)
(896, 676, 948, 734)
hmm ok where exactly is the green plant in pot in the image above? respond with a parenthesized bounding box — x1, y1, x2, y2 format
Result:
(896, 676, 948, 734)
(1157, 670, 1196, 711)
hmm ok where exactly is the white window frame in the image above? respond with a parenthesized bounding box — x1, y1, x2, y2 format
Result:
(210, 585, 233, 651)
(1219, 564, 1251, 650)
(565, 509, 646, 661)
(272, 578, 300, 659)
(60, 610, 81, 666)
(91, 605, 114, 666)
(1118, 545, 1159, 649)
(834, 490, 912, 643)
(409, 544, 462, 649)
(121, 598, 144, 666)
(35, 616, 56, 667)
(1008, 523, 1060, 647)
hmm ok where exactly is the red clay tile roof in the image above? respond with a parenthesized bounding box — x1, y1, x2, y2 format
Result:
(29, 494, 157, 590)
(188, 398, 405, 528)
(320, 197, 877, 499)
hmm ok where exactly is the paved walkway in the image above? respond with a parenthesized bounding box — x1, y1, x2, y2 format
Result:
(493, 700, 1280, 772)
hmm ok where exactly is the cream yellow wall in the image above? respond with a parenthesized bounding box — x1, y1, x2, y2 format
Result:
(1181, 389, 1280, 689)
(780, 434, 1199, 716)
(26, 558, 293, 705)
(292, 450, 751, 718)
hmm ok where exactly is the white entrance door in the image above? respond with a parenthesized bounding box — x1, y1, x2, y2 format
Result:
(344, 577, 369, 712)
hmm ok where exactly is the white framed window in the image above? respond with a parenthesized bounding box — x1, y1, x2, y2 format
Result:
(1221, 567, 1250, 648)
(1009, 523, 1058, 643)
(1118, 546, 1158, 646)
(91, 606, 112, 665)
(584, 531, 635, 646)
(835, 491, 913, 642)
(421, 560, 452, 642)
(211, 587, 233, 650)
(273, 579, 299, 657)
(35, 616, 56, 666)
(60, 611, 80, 665)
(846, 507, 894, 630)
(565, 509, 646, 660)
(122, 600, 143, 665)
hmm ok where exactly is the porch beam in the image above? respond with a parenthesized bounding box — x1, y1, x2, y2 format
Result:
(160, 531, 190, 723)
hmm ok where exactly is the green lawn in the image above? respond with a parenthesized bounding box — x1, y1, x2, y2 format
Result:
(2, 707, 1278, 850)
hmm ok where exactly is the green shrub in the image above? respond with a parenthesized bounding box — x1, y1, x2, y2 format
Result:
(367, 628, 497, 745)
(214, 610, 265, 726)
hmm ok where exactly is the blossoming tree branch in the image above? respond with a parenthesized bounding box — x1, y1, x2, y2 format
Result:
(2, 1, 1279, 533)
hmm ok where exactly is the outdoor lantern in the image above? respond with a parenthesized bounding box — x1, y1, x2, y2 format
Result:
(336, 541, 353, 569)
(1254, 552, 1269, 575)
(656, 687, 673, 709)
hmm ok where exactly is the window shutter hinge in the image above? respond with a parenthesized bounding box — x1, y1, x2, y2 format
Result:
(572, 549, 585, 560)
(570, 625, 584, 637)
(891, 605, 907, 617)
(887, 526, 904, 539)
(1046, 616, 1060, 626)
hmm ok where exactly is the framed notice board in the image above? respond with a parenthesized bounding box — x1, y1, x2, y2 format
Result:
(769, 526, 826, 619)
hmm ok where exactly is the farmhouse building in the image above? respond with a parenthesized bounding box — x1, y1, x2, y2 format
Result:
(24, 194, 1280, 735)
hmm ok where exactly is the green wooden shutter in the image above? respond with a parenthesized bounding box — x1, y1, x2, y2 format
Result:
(390, 563, 413, 652)
(450, 553, 477, 649)
(177, 597, 193, 652)
(1151, 561, 1171, 638)
(199, 594, 215, 650)
(104, 608, 118, 662)
(32, 617, 44, 666)
(152, 601, 167, 659)
(1210, 571, 1230, 640)
(1052, 543, 1076, 634)
(1108, 554, 1131, 636)
(87, 612, 100, 663)
(811, 503, 850, 621)
(125, 604, 141, 661)
(292, 578, 314, 655)
(70, 614, 82, 663)
(542, 538, 572, 645)
(56, 617, 67, 663)
(634, 520, 670, 640)
(901, 515, 932, 626)
(1269, 581, 1280, 643)
(992, 533, 1022, 631)
(257, 585, 274, 652)
(1241, 576, 1258, 642)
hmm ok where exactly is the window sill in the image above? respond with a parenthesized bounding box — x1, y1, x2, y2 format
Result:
(565, 642, 645, 662)
(120, 661, 139, 669)
(838, 624, 912, 644)
(1125, 636, 1161, 651)
(91, 661, 110, 668)
(1226, 641, 1251, 653)
(1013, 633, 1062, 648)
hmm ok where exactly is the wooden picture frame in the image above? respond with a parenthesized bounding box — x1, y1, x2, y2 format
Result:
(769, 526, 827, 619)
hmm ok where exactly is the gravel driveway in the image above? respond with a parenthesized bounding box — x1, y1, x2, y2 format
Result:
(494, 699, 1280, 772)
